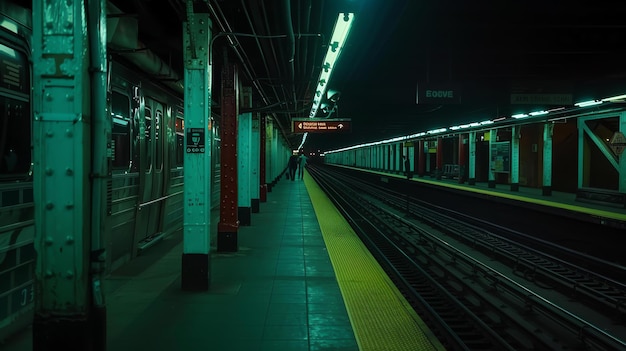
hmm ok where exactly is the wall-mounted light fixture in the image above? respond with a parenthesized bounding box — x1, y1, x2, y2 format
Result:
(308, 13, 354, 119)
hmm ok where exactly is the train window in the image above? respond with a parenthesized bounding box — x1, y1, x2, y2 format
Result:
(111, 92, 131, 170)
(0, 42, 30, 180)
(0, 98, 30, 178)
(144, 107, 152, 171)
(0, 43, 28, 94)
(175, 116, 184, 166)
(154, 108, 163, 171)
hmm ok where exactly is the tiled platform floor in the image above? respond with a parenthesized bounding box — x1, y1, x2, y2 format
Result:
(3, 176, 358, 351)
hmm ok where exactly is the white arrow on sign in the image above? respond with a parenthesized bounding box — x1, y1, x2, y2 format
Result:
(338, 124, 343, 129)
(298, 122, 303, 129)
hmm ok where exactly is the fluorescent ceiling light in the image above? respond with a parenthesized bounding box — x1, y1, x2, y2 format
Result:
(601, 94, 626, 102)
(574, 100, 602, 107)
(512, 113, 529, 119)
(529, 110, 548, 116)
(308, 13, 354, 119)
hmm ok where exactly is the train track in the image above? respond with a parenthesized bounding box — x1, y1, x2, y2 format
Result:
(308, 165, 626, 351)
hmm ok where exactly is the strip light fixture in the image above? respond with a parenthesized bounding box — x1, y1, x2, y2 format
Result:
(574, 99, 602, 107)
(323, 91, 626, 155)
(298, 12, 355, 151)
(308, 13, 355, 118)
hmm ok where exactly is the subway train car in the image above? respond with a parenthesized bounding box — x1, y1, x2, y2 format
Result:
(0, 1, 221, 341)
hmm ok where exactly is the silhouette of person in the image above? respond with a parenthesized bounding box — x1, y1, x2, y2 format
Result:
(288, 154, 298, 181)
(403, 155, 412, 179)
(297, 152, 307, 179)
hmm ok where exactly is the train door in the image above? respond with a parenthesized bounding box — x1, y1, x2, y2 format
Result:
(134, 97, 165, 246)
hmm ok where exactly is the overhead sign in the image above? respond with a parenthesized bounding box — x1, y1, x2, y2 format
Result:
(609, 131, 626, 156)
(416, 83, 461, 104)
(510, 93, 572, 105)
(292, 118, 351, 133)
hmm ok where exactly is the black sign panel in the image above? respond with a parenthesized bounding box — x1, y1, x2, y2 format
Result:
(186, 128, 205, 153)
(292, 118, 351, 133)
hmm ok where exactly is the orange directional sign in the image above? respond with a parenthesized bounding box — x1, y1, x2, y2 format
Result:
(292, 118, 352, 133)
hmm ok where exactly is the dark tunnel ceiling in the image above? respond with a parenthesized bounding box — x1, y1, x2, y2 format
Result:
(109, 0, 626, 151)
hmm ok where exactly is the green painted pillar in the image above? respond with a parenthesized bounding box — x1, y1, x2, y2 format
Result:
(542, 122, 554, 196)
(268, 119, 277, 189)
(457, 134, 466, 184)
(618, 113, 626, 193)
(468, 131, 476, 185)
(238, 87, 252, 225)
(436, 137, 443, 179)
(488, 129, 497, 188)
(32, 1, 106, 349)
(251, 112, 261, 212)
(511, 125, 520, 191)
(181, 13, 212, 291)
(259, 114, 267, 201)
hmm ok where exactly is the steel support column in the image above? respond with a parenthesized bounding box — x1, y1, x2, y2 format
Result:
(32, 1, 106, 349)
(251, 112, 261, 211)
(238, 87, 252, 225)
(181, 13, 212, 290)
(436, 137, 443, 179)
(542, 122, 554, 196)
(373, 146, 379, 169)
(418, 140, 425, 177)
(87, 0, 108, 345)
(458, 134, 466, 184)
(407, 143, 414, 179)
(217, 62, 239, 252)
(259, 114, 267, 202)
(488, 129, 496, 188)
(617, 113, 626, 194)
(468, 131, 476, 185)
(268, 120, 278, 190)
(383, 145, 389, 172)
(511, 125, 520, 191)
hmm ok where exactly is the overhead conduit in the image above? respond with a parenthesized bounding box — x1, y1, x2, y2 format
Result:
(106, 2, 184, 94)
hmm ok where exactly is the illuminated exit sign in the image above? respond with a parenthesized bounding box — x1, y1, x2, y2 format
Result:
(292, 118, 352, 133)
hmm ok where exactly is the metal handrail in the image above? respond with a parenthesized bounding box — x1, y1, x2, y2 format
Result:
(137, 191, 183, 210)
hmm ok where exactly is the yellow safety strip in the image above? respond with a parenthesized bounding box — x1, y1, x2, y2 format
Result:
(304, 171, 446, 351)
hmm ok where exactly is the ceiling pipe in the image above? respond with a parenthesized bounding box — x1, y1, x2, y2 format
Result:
(206, 0, 269, 105)
(298, 0, 312, 97)
(240, 0, 283, 111)
(207, 0, 293, 145)
(281, 0, 298, 110)
(303, 0, 325, 102)
(258, 0, 291, 110)
(106, 2, 184, 94)
(256, 0, 294, 142)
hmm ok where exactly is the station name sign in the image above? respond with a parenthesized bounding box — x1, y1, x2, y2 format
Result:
(416, 83, 461, 105)
(292, 118, 352, 133)
(510, 93, 572, 105)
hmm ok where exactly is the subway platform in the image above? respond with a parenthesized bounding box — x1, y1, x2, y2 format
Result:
(3, 172, 444, 351)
